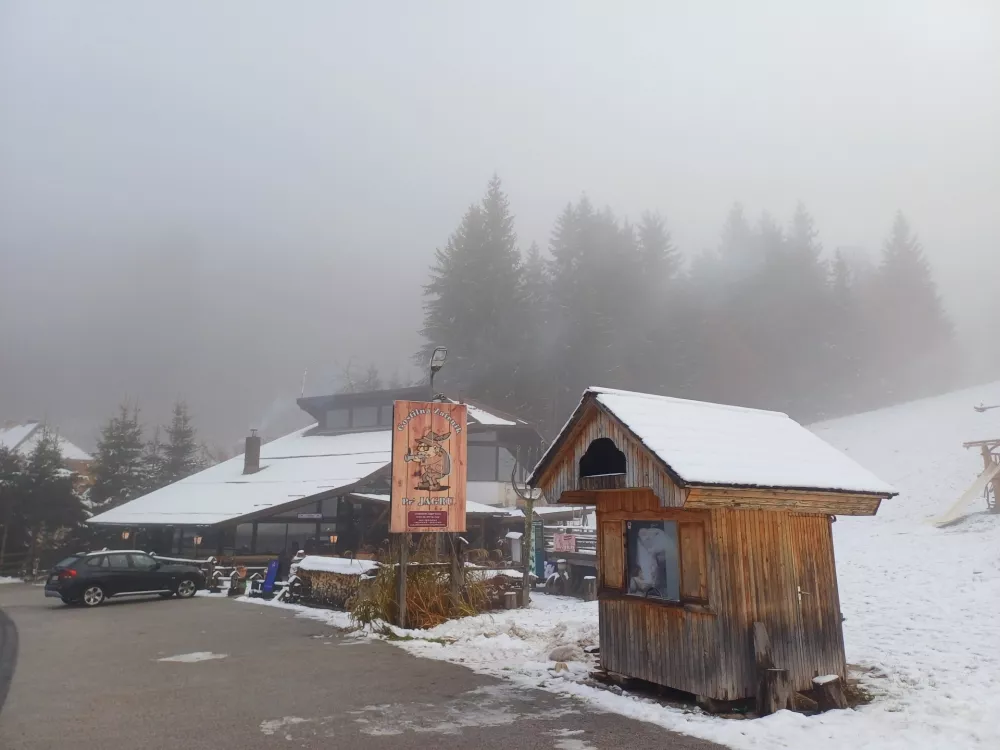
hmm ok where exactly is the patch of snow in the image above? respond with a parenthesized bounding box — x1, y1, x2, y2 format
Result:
(296, 555, 379, 576)
(0, 576, 21, 585)
(259, 716, 310, 736)
(156, 651, 228, 663)
(462, 403, 518, 426)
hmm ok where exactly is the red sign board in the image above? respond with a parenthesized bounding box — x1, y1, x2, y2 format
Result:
(553, 533, 577, 553)
(407, 510, 449, 528)
(390, 400, 467, 533)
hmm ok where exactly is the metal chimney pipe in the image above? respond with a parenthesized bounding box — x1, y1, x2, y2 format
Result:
(243, 429, 261, 475)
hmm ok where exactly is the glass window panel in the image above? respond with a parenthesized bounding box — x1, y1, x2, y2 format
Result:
(284, 523, 317, 554)
(129, 553, 157, 570)
(255, 523, 287, 555)
(321, 497, 340, 517)
(379, 404, 394, 425)
(86, 555, 108, 568)
(326, 409, 350, 430)
(625, 520, 680, 602)
(468, 445, 498, 481)
(107, 553, 131, 570)
(352, 406, 379, 428)
(235, 524, 253, 553)
(498, 447, 517, 482)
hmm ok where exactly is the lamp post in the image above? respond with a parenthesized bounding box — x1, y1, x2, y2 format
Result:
(429, 346, 448, 400)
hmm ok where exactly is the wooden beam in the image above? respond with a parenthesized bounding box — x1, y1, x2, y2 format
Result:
(686, 487, 883, 516)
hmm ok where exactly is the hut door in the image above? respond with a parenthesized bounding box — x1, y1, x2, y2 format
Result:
(790, 515, 846, 678)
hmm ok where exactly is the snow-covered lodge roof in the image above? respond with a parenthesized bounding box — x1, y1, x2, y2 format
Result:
(89, 426, 390, 526)
(89, 388, 535, 528)
(532, 387, 897, 496)
(0, 421, 92, 463)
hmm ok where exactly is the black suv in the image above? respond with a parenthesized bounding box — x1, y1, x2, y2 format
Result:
(44, 551, 206, 607)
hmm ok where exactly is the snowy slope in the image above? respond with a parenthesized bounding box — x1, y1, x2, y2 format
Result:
(808, 381, 1000, 749)
(242, 382, 1000, 749)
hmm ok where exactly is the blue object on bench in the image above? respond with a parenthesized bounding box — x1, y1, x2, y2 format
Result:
(262, 560, 279, 594)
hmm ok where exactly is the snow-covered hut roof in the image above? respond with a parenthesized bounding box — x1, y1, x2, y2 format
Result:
(531, 387, 897, 496)
(88, 426, 392, 526)
(0, 422, 92, 462)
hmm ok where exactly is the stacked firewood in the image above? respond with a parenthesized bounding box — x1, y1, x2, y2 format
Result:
(297, 568, 369, 609)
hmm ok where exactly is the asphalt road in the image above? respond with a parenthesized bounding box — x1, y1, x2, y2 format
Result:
(0, 584, 721, 750)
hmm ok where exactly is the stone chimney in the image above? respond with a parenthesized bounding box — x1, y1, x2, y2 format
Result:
(243, 429, 261, 475)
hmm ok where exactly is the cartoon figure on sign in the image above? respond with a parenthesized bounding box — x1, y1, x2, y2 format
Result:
(403, 430, 451, 491)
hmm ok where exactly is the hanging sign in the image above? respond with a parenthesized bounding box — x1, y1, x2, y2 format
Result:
(390, 400, 467, 533)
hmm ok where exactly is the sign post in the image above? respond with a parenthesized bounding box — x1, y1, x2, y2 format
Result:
(390, 400, 467, 626)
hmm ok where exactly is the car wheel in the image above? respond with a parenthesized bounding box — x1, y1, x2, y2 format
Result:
(175, 578, 198, 599)
(81, 585, 105, 607)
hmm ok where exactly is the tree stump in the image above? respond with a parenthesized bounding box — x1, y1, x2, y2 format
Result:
(753, 622, 791, 716)
(812, 675, 848, 711)
(503, 591, 519, 609)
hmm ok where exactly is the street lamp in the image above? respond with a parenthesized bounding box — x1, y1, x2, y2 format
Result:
(429, 346, 448, 399)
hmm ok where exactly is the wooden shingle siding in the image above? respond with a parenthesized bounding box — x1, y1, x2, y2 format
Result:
(539, 404, 686, 508)
(598, 503, 847, 700)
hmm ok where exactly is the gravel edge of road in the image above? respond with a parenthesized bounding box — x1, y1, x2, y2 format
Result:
(0, 603, 18, 717)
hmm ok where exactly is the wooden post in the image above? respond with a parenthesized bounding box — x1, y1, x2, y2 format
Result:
(449, 533, 463, 611)
(812, 675, 848, 711)
(753, 622, 790, 716)
(522, 496, 534, 606)
(982, 445, 1000, 513)
(581, 575, 597, 601)
(396, 533, 409, 628)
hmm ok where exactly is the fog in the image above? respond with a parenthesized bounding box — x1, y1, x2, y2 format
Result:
(1, 1, 998, 450)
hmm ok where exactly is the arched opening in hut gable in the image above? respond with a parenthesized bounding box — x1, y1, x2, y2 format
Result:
(579, 437, 627, 490)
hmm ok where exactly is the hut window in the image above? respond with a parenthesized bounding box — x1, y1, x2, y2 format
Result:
(579, 438, 626, 478)
(625, 520, 681, 601)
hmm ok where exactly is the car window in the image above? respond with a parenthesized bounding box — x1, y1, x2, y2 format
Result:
(129, 554, 157, 570)
(57, 555, 82, 568)
(85, 556, 108, 568)
(106, 554, 131, 569)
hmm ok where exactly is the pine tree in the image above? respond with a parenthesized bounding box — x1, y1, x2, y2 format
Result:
(138, 427, 167, 495)
(88, 401, 146, 509)
(0, 446, 26, 567)
(19, 427, 85, 571)
(419, 174, 524, 408)
(160, 401, 203, 486)
(869, 212, 953, 402)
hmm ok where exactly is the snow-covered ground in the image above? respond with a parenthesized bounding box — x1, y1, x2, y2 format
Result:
(0, 576, 21, 585)
(240, 381, 1000, 749)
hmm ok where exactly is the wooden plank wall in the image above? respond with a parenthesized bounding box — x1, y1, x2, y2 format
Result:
(539, 405, 686, 507)
(598, 502, 847, 700)
(708, 508, 846, 697)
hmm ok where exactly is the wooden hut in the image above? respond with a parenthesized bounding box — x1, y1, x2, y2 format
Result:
(529, 387, 896, 707)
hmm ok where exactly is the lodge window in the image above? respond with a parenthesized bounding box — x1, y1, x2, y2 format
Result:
(325, 404, 396, 431)
(352, 406, 379, 428)
(468, 444, 521, 481)
(603, 518, 708, 605)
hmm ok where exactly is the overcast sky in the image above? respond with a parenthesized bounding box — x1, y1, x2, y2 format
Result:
(1, 1, 998, 449)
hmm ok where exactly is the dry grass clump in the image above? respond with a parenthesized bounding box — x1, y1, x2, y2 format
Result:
(350, 536, 497, 629)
